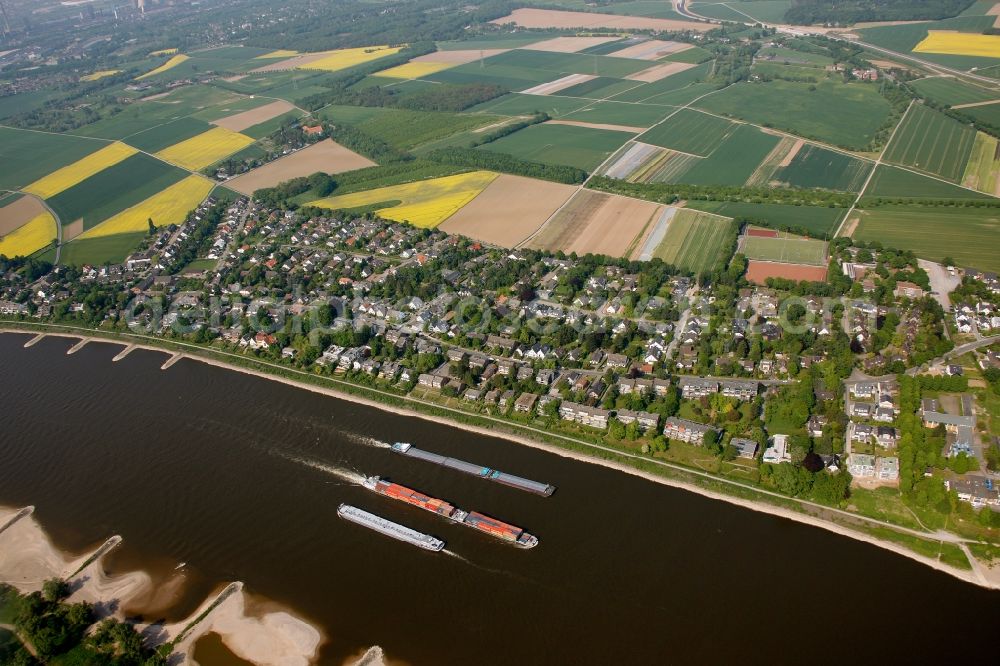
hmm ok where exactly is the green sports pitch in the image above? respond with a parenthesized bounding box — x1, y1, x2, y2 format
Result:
(739, 234, 828, 266)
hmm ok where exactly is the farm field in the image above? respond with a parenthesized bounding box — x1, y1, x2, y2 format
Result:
(858, 16, 1000, 70)
(0, 209, 56, 258)
(909, 76, 1000, 107)
(124, 117, 215, 153)
(45, 153, 188, 232)
(627, 62, 697, 83)
(603, 144, 701, 183)
(478, 49, 654, 79)
(552, 76, 645, 99)
(307, 171, 499, 228)
(0, 128, 107, 190)
(771, 144, 873, 192)
(211, 100, 297, 132)
(256, 45, 405, 73)
(490, 8, 711, 31)
(689, 1, 791, 23)
(375, 61, 455, 79)
(155, 127, 256, 170)
(469, 94, 591, 117)
(914, 31, 1000, 58)
(525, 189, 664, 257)
(321, 106, 505, 151)
(77, 175, 215, 239)
(694, 79, 890, 150)
(522, 36, 622, 53)
(22, 142, 138, 199)
(853, 205, 1000, 272)
(650, 208, 734, 273)
(636, 108, 736, 156)
(425, 61, 561, 90)
(611, 61, 715, 103)
(962, 132, 1000, 193)
(0, 195, 46, 237)
(439, 174, 577, 247)
(685, 201, 845, 238)
(675, 125, 780, 186)
(863, 165, 995, 199)
(478, 123, 634, 171)
(560, 100, 673, 128)
(882, 104, 977, 182)
(225, 139, 376, 195)
(739, 233, 828, 266)
(137, 54, 189, 80)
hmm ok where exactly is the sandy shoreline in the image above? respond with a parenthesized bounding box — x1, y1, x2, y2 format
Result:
(4, 328, 1000, 594)
(0, 504, 326, 665)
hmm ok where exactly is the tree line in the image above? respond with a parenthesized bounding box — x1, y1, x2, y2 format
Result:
(424, 147, 587, 184)
(587, 176, 856, 207)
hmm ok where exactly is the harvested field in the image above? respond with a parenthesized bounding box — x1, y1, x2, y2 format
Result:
(63, 218, 84, 241)
(547, 119, 645, 133)
(746, 260, 828, 284)
(779, 139, 805, 168)
(0, 195, 46, 236)
(601, 142, 663, 179)
(412, 49, 508, 64)
(524, 36, 621, 53)
(211, 100, 296, 132)
(745, 136, 798, 188)
(491, 8, 712, 31)
(607, 40, 693, 60)
(626, 61, 696, 83)
(521, 73, 597, 95)
(524, 189, 663, 257)
(651, 208, 734, 272)
(439, 174, 576, 247)
(225, 139, 376, 195)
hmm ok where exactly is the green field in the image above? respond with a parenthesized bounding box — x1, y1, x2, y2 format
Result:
(662, 46, 714, 64)
(320, 106, 503, 151)
(124, 117, 215, 152)
(426, 62, 561, 91)
(676, 125, 780, 186)
(436, 33, 564, 50)
(685, 201, 844, 238)
(525, 0, 688, 19)
(555, 76, 644, 99)
(0, 128, 108, 190)
(773, 144, 873, 192)
(689, 0, 791, 23)
(561, 100, 674, 127)
(864, 165, 995, 200)
(695, 79, 891, 150)
(56, 232, 148, 266)
(956, 101, 1000, 128)
(479, 123, 633, 170)
(46, 153, 188, 230)
(740, 234, 828, 266)
(469, 93, 592, 117)
(882, 104, 976, 182)
(612, 61, 715, 103)
(858, 16, 999, 71)
(241, 110, 304, 139)
(476, 49, 654, 79)
(653, 209, 735, 272)
(853, 205, 1000, 272)
(910, 76, 1000, 107)
(756, 45, 833, 67)
(637, 108, 736, 156)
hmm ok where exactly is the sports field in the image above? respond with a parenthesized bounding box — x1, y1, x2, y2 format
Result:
(155, 127, 256, 170)
(652, 209, 735, 272)
(882, 104, 977, 182)
(479, 123, 633, 171)
(23, 142, 138, 199)
(78, 175, 215, 239)
(853, 205, 1000, 272)
(740, 234, 828, 266)
(636, 109, 735, 156)
(307, 171, 499, 228)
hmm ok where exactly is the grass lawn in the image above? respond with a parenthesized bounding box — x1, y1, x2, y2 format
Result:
(848, 487, 923, 530)
(694, 79, 891, 150)
(853, 205, 1000, 272)
(58, 232, 147, 265)
(478, 122, 633, 171)
(652, 208, 735, 272)
(741, 234, 828, 265)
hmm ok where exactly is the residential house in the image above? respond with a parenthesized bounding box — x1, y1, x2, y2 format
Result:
(679, 377, 718, 399)
(615, 409, 660, 431)
(762, 434, 791, 464)
(730, 437, 759, 459)
(514, 392, 539, 413)
(848, 453, 876, 477)
(559, 402, 611, 429)
(876, 456, 899, 481)
(720, 379, 758, 401)
(663, 417, 717, 445)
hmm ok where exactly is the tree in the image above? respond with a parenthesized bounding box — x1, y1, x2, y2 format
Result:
(147, 217, 155, 235)
(41, 578, 69, 602)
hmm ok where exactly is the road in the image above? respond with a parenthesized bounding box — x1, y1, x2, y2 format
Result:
(665, 284, 697, 360)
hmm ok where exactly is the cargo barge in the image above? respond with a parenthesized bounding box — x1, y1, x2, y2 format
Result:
(390, 442, 555, 497)
(362, 476, 539, 548)
(337, 504, 445, 552)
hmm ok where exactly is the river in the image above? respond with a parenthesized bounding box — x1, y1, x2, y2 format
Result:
(0, 333, 997, 665)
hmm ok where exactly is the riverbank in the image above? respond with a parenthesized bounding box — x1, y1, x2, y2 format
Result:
(0, 505, 324, 665)
(3, 326, 999, 593)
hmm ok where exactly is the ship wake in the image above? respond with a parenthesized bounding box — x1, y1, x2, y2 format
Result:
(344, 433, 391, 450)
(277, 453, 365, 485)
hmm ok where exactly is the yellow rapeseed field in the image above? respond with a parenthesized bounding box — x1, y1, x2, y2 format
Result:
(155, 127, 256, 170)
(150, 48, 179, 56)
(255, 49, 299, 59)
(914, 31, 1000, 58)
(308, 171, 498, 228)
(81, 70, 121, 82)
(299, 45, 406, 72)
(137, 54, 190, 80)
(23, 142, 138, 199)
(376, 61, 455, 79)
(78, 176, 214, 240)
(0, 211, 56, 258)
